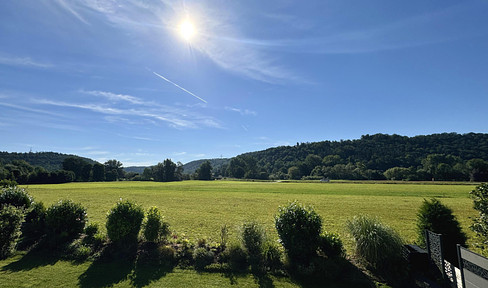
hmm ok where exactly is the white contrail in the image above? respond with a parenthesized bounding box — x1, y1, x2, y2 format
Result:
(152, 71, 207, 104)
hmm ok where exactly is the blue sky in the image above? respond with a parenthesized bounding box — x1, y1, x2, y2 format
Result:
(1, 0, 488, 166)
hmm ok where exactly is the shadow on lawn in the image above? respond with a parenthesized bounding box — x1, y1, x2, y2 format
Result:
(288, 258, 377, 288)
(2, 249, 61, 272)
(129, 247, 175, 288)
(78, 244, 137, 288)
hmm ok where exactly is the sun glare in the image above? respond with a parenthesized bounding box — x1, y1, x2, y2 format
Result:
(179, 19, 196, 41)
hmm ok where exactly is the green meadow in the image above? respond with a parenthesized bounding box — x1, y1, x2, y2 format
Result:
(0, 181, 480, 287)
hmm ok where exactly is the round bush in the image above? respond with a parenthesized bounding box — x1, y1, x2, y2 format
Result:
(0, 186, 32, 209)
(45, 200, 87, 244)
(275, 201, 322, 263)
(20, 201, 46, 248)
(223, 242, 249, 271)
(193, 247, 215, 270)
(106, 200, 144, 245)
(0, 205, 24, 259)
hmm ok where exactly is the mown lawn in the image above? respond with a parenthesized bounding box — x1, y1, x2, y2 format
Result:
(0, 181, 479, 287)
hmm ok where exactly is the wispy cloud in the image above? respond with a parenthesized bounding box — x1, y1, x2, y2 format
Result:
(0, 102, 64, 117)
(0, 55, 52, 68)
(33, 90, 222, 129)
(53, 0, 89, 24)
(83, 90, 146, 105)
(225, 107, 257, 116)
(44, 0, 302, 84)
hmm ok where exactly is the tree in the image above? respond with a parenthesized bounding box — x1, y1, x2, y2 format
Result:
(104, 159, 123, 181)
(322, 155, 342, 167)
(62, 157, 88, 181)
(384, 167, 411, 181)
(467, 159, 488, 182)
(304, 154, 322, 176)
(153, 159, 181, 182)
(287, 166, 301, 180)
(81, 163, 92, 182)
(196, 161, 213, 180)
(163, 159, 177, 182)
(228, 157, 246, 178)
(92, 163, 105, 182)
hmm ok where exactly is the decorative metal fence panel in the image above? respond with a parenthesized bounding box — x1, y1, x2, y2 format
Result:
(457, 245, 488, 288)
(426, 230, 446, 279)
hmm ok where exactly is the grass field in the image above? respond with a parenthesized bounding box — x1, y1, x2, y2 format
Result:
(0, 180, 480, 287)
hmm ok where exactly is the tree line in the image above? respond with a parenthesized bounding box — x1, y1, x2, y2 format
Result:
(2, 133, 488, 183)
(218, 133, 488, 181)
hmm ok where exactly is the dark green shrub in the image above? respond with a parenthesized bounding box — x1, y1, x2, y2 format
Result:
(416, 198, 467, 264)
(84, 222, 99, 238)
(193, 247, 215, 270)
(470, 183, 488, 254)
(159, 245, 176, 267)
(45, 200, 87, 246)
(240, 221, 265, 272)
(106, 200, 144, 246)
(67, 239, 92, 261)
(0, 186, 32, 209)
(82, 222, 105, 250)
(318, 231, 345, 258)
(346, 215, 405, 271)
(0, 205, 24, 258)
(143, 206, 170, 243)
(0, 179, 18, 188)
(275, 201, 322, 264)
(263, 241, 283, 272)
(223, 242, 249, 271)
(20, 201, 46, 248)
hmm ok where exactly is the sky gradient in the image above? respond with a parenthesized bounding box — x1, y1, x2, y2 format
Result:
(1, 0, 487, 166)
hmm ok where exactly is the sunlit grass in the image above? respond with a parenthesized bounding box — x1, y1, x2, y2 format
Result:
(0, 180, 478, 287)
(21, 181, 477, 247)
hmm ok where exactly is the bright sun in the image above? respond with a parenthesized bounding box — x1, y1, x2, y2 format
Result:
(179, 19, 196, 41)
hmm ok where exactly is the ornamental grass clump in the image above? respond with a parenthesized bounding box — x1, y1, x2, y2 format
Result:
(346, 215, 405, 272)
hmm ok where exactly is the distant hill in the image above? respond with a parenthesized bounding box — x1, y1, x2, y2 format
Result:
(239, 132, 488, 175)
(123, 166, 146, 174)
(124, 159, 231, 175)
(0, 151, 98, 171)
(182, 158, 231, 175)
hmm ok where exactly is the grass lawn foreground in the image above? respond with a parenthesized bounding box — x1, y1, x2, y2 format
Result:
(0, 181, 479, 287)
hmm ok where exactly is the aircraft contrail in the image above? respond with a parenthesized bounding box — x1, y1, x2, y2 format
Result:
(152, 71, 208, 104)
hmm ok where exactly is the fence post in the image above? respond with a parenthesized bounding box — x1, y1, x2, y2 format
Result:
(457, 244, 465, 288)
(425, 230, 447, 280)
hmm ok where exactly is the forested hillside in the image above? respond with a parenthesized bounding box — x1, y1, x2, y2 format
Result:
(0, 152, 97, 171)
(224, 133, 488, 181)
(182, 158, 231, 175)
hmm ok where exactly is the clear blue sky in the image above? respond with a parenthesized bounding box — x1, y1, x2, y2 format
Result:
(1, 0, 487, 166)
